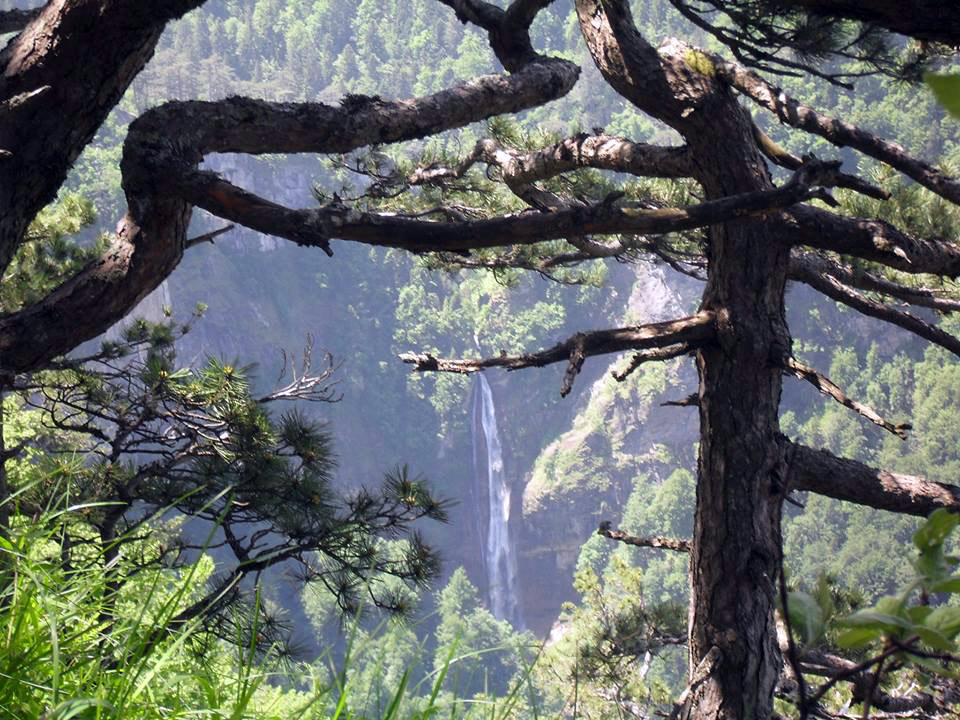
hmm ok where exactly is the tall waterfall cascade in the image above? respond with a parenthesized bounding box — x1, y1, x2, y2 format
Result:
(472, 374, 522, 627)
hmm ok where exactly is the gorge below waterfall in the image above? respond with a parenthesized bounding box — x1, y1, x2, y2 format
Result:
(471, 373, 523, 628)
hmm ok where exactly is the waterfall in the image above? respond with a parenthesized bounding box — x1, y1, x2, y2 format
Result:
(471, 374, 522, 627)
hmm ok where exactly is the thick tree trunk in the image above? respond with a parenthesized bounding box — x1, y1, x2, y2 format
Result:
(685, 100, 789, 719)
(0, 0, 204, 272)
(573, 4, 790, 715)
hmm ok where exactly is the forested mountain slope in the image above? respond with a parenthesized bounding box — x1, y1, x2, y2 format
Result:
(2, 0, 960, 716)
(10, 0, 955, 633)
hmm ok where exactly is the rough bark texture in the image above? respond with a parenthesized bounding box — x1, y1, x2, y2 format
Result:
(399, 311, 715, 373)
(574, 3, 787, 717)
(789, 250, 960, 313)
(784, 357, 910, 438)
(683, 80, 786, 720)
(597, 522, 692, 552)
(788, 443, 960, 517)
(715, 56, 960, 205)
(0, 58, 581, 373)
(780, 205, 960, 277)
(0, 0, 204, 272)
(496, 134, 695, 182)
(789, 252, 960, 357)
(407, 134, 695, 190)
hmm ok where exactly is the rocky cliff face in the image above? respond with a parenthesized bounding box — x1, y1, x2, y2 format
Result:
(51, 0, 708, 639)
(111, 146, 706, 637)
(514, 264, 701, 635)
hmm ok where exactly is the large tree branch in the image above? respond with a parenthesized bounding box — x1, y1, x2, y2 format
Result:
(176, 158, 841, 254)
(574, 0, 696, 131)
(436, 0, 502, 30)
(139, 63, 578, 159)
(612, 343, 694, 382)
(503, 0, 557, 28)
(750, 121, 889, 201)
(0, 0, 208, 272)
(0, 0, 581, 377)
(787, 442, 960, 516)
(492, 134, 693, 183)
(597, 521, 691, 552)
(408, 134, 693, 191)
(789, 251, 960, 358)
(0, 59, 579, 375)
(779, 205, 960, 278)
(437, 0, 558, 70)
(784, 357, 911, 439)
(399, 311, 715, 397)
(405, 134, 695, 268)
(786, 649, 944, 715)
(714, 56, 960, 206)
(790, 250, 960, 313)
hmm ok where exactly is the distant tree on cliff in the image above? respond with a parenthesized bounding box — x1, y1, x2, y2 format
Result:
(3, 1, 960, 717)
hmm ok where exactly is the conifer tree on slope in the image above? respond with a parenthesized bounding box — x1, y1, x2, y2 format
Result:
(0, 200, 451, 653)
(2, 1, 960, 717)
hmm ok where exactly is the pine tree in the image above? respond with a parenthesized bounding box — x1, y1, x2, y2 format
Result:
(3, 2, 960, 717)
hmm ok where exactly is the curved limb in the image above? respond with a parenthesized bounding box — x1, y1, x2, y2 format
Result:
(715, 55, 960, 205)
(399, 311, 715, 397)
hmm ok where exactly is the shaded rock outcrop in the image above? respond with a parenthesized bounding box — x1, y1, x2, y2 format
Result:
(517, 264, 700, 635)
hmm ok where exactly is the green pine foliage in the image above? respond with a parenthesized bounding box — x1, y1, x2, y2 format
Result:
(7, 0, 960, 716)
(0, 192, 103, 311)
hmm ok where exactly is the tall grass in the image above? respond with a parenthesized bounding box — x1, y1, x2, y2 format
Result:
(0, 489, 274, 720)
(0, 493, 544, 720)
(322, 634, 541, 720)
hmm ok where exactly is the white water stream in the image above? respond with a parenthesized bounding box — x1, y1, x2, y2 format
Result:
(472, 374, 521, 626)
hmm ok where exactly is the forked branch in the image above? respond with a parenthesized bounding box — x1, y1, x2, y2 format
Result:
(437, 0, 558, 70)
(0, 58, 580, 375)
(751, 121, 889, 201)
(784, 357, 911, 439)
(716, 56, 960, 205)
(612, 344, 694, 382)
(791, 250, 960, 314)
(503, 0, 557, 28)
(257, 339, 341, 404)
(790, 253, 960, 357)
(399, 311, 716, 397)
